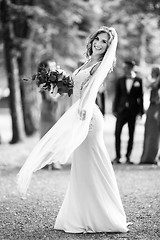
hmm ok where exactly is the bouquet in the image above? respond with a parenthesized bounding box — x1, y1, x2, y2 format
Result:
(24, 63, 74, 97)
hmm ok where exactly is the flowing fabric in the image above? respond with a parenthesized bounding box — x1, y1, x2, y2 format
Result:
(17, 29, 118, 195)
(54, 104, 128, 233)
(17, 29, 129, 233)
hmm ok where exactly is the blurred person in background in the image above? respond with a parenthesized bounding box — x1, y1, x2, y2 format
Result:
(39, 60, 62, 170)
(112, 60, 144, 164)
(140, 65, 160, 165)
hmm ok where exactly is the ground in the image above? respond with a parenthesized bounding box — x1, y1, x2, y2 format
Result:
(0, 113, 160, 240)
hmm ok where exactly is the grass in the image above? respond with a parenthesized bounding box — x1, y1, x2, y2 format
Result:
(0, 116, 160, 239)
(0, 163, 160, 240)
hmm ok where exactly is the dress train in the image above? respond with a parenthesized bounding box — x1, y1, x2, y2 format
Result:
(54, 105, 128, 233)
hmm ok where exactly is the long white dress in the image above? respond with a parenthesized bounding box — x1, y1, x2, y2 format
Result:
(54, 65, 128, 233)
(17, 31, 128, 233)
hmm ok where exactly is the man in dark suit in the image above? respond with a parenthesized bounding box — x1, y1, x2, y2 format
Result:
(112, 60, 144, 164)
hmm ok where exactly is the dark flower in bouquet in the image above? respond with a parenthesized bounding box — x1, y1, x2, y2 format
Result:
(56, 72, 74, 97)
(24, 63, 74, 97)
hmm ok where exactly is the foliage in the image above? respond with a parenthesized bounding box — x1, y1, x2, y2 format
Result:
(0, 0, 160, 86)
(1, 0, 160, 72)
(100, 0, 160, 66)
(12, 0, 101, 71)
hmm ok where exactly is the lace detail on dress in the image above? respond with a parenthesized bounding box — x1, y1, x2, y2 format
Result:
(88, 105, 102, 133)
(89, 117, 95, 132)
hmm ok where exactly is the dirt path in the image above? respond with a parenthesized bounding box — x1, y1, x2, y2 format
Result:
(0, 163, 160, 240)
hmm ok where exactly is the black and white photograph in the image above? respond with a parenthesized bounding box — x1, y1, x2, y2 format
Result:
(0, 0, 160, 239)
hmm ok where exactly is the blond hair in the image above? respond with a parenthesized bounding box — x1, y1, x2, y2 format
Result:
(86, 26, 114, 59)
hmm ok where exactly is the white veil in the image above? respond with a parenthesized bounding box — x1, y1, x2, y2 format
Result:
(17, 28, 118, 195)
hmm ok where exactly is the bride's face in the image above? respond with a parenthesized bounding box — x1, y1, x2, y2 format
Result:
(92, 32, 109, 57)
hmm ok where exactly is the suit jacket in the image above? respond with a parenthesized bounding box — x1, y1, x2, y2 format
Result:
(113, 76, 144, 116)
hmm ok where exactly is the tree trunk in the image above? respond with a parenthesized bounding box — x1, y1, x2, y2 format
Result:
(18, 47, 40, 135)
(1, 0, 25, 143)
(12, 0, 40, 135)
(138, 21, 147, 68)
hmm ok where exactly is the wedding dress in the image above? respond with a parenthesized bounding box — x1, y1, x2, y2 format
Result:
(54, 65, 128, 233)
(17, 29, 128, 233)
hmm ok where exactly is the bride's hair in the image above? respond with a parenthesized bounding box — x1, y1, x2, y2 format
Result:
(86, 26, 114, 59)
(86, 26, 116, 72)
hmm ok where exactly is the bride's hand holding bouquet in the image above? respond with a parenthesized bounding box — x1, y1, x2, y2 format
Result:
(24, 62, 74, 97)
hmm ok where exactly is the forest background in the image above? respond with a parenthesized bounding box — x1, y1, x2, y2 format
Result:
(0, 0, 160, 143)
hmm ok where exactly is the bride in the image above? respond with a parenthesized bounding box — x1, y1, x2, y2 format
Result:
(17, 26, 128, 233)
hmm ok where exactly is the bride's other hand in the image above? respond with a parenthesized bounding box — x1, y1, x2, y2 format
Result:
(49, 86, 61, 99)
(109, 27, 118, 40)
(39, 83, 47, 91)
(78, 109, 87, 121)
